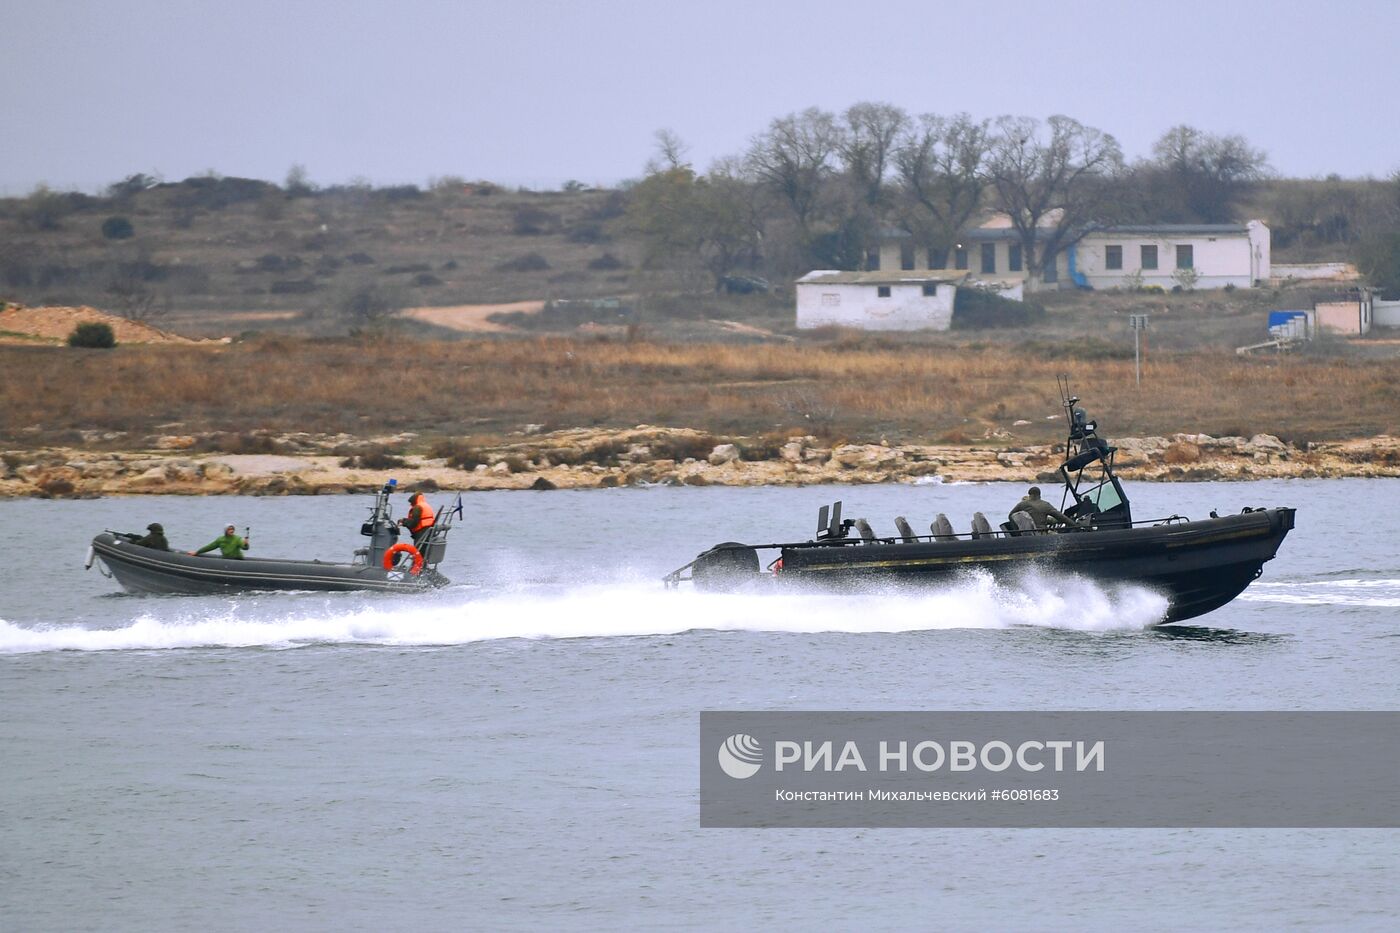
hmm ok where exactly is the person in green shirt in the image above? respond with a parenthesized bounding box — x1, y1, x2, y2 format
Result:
(1008, 486, 1073, 531)
(190, 524, 249, 559)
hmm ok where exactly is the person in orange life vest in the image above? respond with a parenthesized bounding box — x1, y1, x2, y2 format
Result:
(399, 493, 436, 550)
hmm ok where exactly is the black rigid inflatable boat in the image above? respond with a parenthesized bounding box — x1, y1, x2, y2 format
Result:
(665, 379, 1295, 624)
(88, 480, 455, 595)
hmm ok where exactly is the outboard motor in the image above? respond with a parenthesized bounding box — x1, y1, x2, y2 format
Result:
(692, 542, 761, 592)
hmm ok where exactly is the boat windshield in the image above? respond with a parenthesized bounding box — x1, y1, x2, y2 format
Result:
(1082, 479, 1123, 513)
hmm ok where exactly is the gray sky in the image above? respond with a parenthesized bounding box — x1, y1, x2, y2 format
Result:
(3, 0, 1398, 194)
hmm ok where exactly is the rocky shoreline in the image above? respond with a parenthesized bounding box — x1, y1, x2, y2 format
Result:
(4, 426, 1399, 499)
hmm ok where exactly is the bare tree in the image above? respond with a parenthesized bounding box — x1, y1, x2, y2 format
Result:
(694, 156, 766, 289)
(894, 113, 990, 258)
(746, 108, 843, 238)
(1145, 125, 1269, 222)
(840, 101, 908, 209)
(105, 275, 170, 323)
(647, 128, 691, 173)
(986, 114, 1124, 289)
(105, 245, 170, 323)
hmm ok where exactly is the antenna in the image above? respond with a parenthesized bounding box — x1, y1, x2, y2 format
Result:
(1057, 373, 1079, 432)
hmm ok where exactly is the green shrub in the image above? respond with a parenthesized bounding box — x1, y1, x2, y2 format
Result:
(495, 253, 551, 273)
(512, 206, 558, 235)
(67, 322, 116, 348)
(430, 439, 488, 470)
(738, 432, 787, 461)
(951, 288, 1046, 329)
(587, 252, 627, 270)
(101, 216, 135, 239)
(649, 433, 720, 462)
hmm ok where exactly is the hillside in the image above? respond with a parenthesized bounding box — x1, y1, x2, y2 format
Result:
(0, 173, 1381, 346)
(0, 178, 637, 337)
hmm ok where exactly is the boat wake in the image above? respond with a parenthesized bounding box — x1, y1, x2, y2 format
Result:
(1238, 578, 1400, 608)
(0, 571, 1168, 654)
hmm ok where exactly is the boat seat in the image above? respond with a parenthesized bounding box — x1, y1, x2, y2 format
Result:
(931, 513, 955, 541)
(854, 518, 876, 542)
(1011, 511, 1038, 534)
(894, 516, 916, 543)
(971, 512, 993, 539)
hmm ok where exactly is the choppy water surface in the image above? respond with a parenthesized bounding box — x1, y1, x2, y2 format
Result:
(2, 479, 1398, 930)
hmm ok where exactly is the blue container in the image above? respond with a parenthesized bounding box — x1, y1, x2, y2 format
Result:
(1268, 310, 1308, 329)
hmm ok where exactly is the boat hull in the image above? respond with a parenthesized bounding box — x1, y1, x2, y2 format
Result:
(769, 508, 1295, 624)
(90, 533, 447, 595)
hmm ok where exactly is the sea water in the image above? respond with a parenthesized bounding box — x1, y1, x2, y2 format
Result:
(1, 480, 1397, 930)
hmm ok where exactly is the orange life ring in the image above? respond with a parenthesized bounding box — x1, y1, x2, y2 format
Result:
(383, 542, 424, 576)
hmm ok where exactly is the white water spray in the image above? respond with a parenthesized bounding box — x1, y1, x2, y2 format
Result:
(0, 572, 1168, 654)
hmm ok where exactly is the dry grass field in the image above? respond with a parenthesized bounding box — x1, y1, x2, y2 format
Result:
(4, 336, 1397, 449)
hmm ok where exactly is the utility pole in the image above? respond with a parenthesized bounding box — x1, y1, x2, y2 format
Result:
(1129, 313, 1149, 386)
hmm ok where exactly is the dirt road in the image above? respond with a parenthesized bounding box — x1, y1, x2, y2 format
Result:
(401, 301, 544, 332)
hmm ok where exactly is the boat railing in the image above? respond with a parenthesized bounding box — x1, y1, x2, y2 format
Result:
(783, 513, 1196, 548)
(660, 513, 1202, 585)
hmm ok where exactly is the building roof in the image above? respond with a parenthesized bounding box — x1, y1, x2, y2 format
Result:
(797, 270, 965, 286)
(876, 218, 1263, 243)
(960, 227, 1020, 241)
(1088, 223, 1252, 236)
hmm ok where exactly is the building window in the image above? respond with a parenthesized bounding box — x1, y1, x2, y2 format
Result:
(1042, 256, 1058, 283)
(820, 293, 840, 307)
(954, 247, 968, 270)
(866, 247, 880, 270)
(900, 243, 915, 271)
(877, 285, 891, 298)
(1141, 245, 1158, 270)
(1105, 245, 1122, 270)
(921, 283, 937, 297)
(928, 247, 948, 270)
(980, 243, 996, 274)
(1176, 244, 1193, 269)
(1008, 244, 1022, 272)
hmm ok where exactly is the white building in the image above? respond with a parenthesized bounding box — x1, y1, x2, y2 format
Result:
(865, 217, 1270, 292)
(1074, 221, 1270, 290)
(795, 270, 961, 331)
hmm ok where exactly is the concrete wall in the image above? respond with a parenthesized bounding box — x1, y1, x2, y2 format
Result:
(1075, 229, 1264, 290)
(1271, 262, 1359, 283)
(1315, 301, 1371, 336)
(1374, 298, 1400, 328)
(1248, 220, 1271, 283)
(796, 282, 956, 331)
